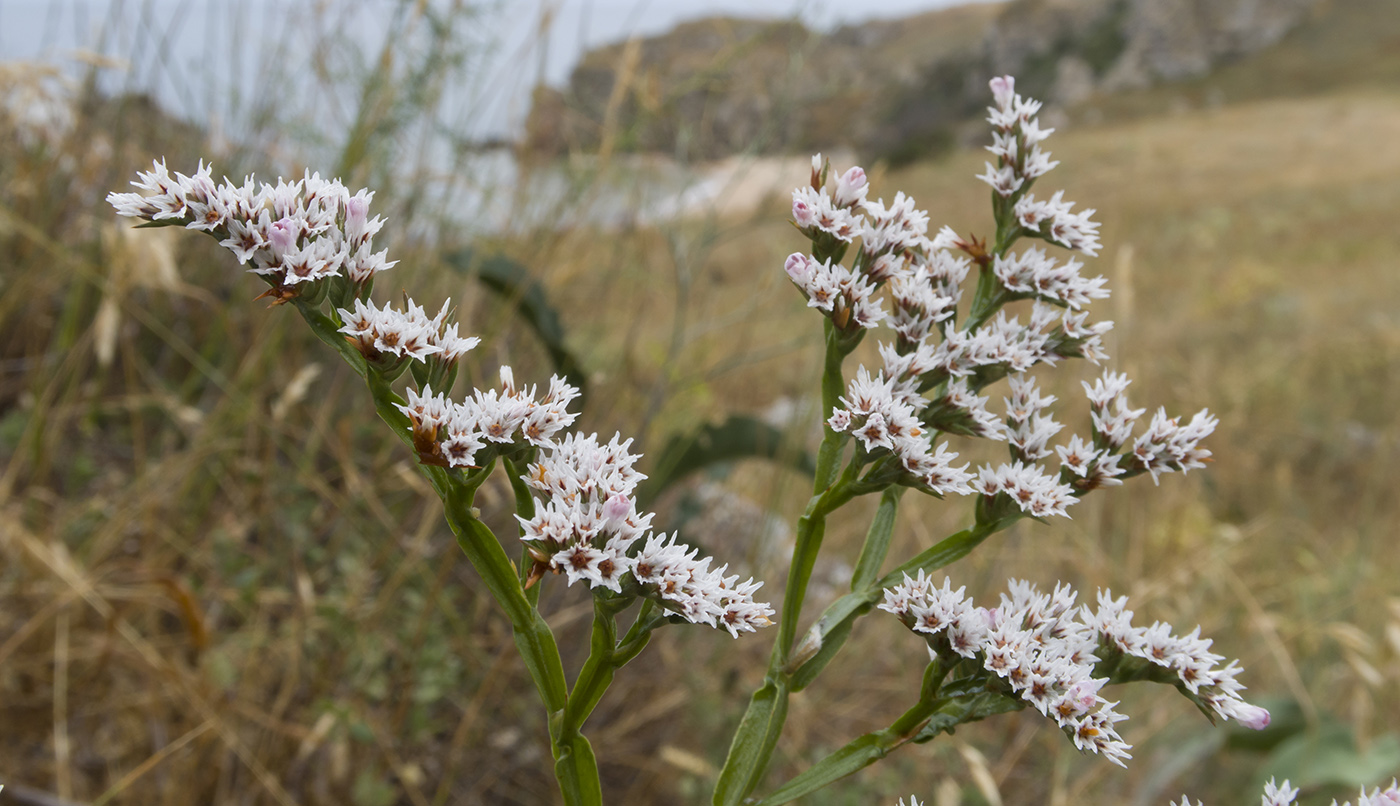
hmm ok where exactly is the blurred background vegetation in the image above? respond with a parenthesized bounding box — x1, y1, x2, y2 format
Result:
(2, 0, 1399, 804)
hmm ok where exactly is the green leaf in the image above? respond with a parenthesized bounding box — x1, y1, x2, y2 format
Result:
(294, 300, 368, 379)
(444, 249, 588, 395)
(851, 487, 904, 591)
(352, 766, 398, 806)
(753, 732, 889, 806)
(788, 609, 859, 692)
(637, 415, 816, 506)
(789, 521, 1004, 692)
(712, 680, 789, 806)
(554, 734, 604, 806)
(912, 690, 1025, 743)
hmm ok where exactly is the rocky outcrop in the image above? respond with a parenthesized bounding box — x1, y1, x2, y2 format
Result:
(523, 0, 1325, 163)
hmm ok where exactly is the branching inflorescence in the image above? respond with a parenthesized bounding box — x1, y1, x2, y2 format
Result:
(107, 158, 773, 640)
(103, 74, 1381, 806)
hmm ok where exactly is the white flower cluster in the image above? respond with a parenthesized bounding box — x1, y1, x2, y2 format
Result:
(518, 433, 774, 637)
(107, 160, 395, 293)
(978, 76, 1101, 256)
(633, 532, 776, 637)
(885, 297, 1105, 387)
(781, 79, 1140, 519)
(887, 263, 959, 347)
(785, 253, 885, 331)
(1084, 371, 1217, 485)
(784, 83, 1112, 362)
(826, 367, 975, 496)
(931, 378, 1006, 440)
(981, 75, 1058, 192)
(881, 574, 1133, 766)
(1013, 190, 1102, 257)
(971, 460, 1078, 519)
(882, 576, 1274, 768)
(860, 191, 931, 263)
(792, 161, 867, 244)
(877, 572, 988, 657)
(1004, 373, 1064, 462)
(993, 245, 1108, 310)
(396, 368, 581, 468)
(1087, 590, 1270, 730)
(338, 297, 480, 364)
(1174, 779, 1400, 806)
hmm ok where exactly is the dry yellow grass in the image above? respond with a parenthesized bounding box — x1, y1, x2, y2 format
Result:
(3, 38, 1400, 806)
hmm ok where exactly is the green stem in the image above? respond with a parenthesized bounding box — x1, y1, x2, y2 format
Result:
(753, 660, 951, 806)
(962, 265, 1009, 334)
(289, 300, 597, 805)
(787, 515, 1018, 692)
(777, 460, 859, 655)
(713, 319, 857, 806)
(614, 599, 663, 666)
(850, 486, 905, 590)
(564, 597, 627, 734)
(503, 455, 543, 607)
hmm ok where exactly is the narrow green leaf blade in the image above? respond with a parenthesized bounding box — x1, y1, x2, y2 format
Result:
(638, 415, 816, 506)
(712, 680, 789, 806)
(444, 248, 588, 395)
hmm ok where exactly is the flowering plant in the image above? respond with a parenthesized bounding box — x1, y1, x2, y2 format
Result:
(105, 75, 1387, 805)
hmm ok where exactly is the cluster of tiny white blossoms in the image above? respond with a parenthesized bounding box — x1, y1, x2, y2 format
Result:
(787, 76, 1216, 518)
(1083, 371, 1219, 485)
(107, 160, 396, 298)
(1174, 779, 1400, 806)
(826, 367, 976, 496)
(518, 433, 775, 636)
(339, 297, 480, 365)
(1087, 589, 1270, 729)
(979, 76, 1101, 256)
(784, 252, 886, 331)
(880, 574, 1273, 767)
(396, 368, 581, 468)
(108, 161, 774, 638)
(881, 573, 1132, 764)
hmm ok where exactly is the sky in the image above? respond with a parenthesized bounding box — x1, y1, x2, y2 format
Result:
(0, 0, 996, 138)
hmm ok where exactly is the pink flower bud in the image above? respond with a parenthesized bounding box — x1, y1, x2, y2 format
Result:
(1065, 678, 1106, 715)
(1234, 702, 1271, 730)
(784, 252, 813, 284)
(349, 194, 368, 221)
(267, 217, 298, 256)
(602, 493, 630, 525)
(990, 75, 1015, 109)
(793, 198, 817, 228)
(834, 166, 867, 208)
(346, 191, 370, 235)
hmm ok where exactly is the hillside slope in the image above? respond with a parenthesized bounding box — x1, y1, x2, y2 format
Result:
(523, 0, 1399, 164)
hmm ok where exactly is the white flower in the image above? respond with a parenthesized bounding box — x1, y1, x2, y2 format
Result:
(1087, 589, 1270, 729)
(833, 165, 868, 208)
(974, 461, 1078, 519)
(1129, 407, 1218, 484)
(1013, 191, 1102, 256)
(633, 533, 774, 636)
(110, 160, 397, 292)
